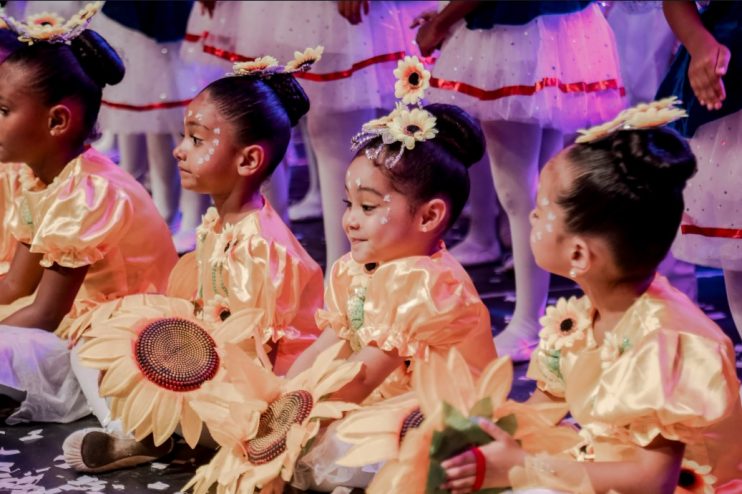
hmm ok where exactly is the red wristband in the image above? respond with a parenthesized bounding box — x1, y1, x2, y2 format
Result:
(471, 446, 486, 491)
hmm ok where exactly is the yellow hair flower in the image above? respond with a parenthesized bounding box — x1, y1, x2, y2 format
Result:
(232, 56, 279, 76)
(284, 45, 324, 72)
(387, 107, 438, 150)
(393, 56, 431, 105)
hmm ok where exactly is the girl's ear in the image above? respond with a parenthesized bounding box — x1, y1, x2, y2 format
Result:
(48, 104, 72, 137)
(568, 235, 592, 277)
(237, 144, 266, 177)
(417, 197, 448, 234)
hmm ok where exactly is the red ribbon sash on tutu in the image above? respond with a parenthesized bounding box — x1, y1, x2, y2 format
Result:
(681, 224, 742, 239)
(106, 33, 624, 111)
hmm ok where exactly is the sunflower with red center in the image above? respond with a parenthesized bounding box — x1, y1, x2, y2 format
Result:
(538, 296, 593, 352)
(677, 459, 717, 494)
(393, 56, 431, 105)
(184, 342, 361, 494)
(77, 294, 267, 448)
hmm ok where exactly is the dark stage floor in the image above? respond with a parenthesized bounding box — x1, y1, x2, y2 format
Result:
(2, 164, 740, 493)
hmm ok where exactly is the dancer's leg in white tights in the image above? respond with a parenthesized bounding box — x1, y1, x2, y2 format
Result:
(450, 155, 502, 265)
(146, 133, 181, 230)
(262, 160, 291, 225)
(723, 270, 742, 342)
(69, 343, 124, 434)
(485, 121, 562, 359)
(289, 118, 323, 221)
(307, 109, 376, 270)
(117, 133, 149, 189)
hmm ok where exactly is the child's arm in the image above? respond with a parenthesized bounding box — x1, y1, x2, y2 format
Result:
(663, 1, 731, 110)
(285, 328, 349, 379)
(329, 344, 405, 404)
(1, 261, 88, 330)
(285, 328, 405, 404)
(442, 418, 684, 494)
(0, 244, 45, 304)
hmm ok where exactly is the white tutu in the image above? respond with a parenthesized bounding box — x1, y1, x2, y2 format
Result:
(0, 326, 89, 424)
(605, 1, 677, 106)
(90, 13, 220, 135)
(672, 110, 742, 270)
(427, 4, 625, 132)
(183, 1, 435, 112)
(291, 421, 380, 492)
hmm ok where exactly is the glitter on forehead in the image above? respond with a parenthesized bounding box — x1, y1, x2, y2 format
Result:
(355, 177, 362, 188)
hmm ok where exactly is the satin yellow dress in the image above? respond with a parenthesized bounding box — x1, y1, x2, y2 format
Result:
(0, 148, 177, 423)
(0, 163, 27, 276)
(523, 275, 742, 493)
(317, 243, 497, 404)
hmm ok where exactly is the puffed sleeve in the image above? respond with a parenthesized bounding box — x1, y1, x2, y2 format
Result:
(315, 254, 358, 337)
(227, 232, 321, 344)
(355, 256, 485, 359)
(29, 173, 132, 268)
(166, 251, 198, 299)
(590, 327, 739, 447)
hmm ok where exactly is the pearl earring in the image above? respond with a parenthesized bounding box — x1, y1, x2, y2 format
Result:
(569, 268, 578, 278)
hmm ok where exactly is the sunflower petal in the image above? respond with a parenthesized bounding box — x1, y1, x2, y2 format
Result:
(474, 356, 513, 410)
(153, 394, 182, 446)
(180, 399, 204, 449)
(99, 358, 140, 396)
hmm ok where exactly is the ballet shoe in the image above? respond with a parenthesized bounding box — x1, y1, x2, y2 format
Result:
(62, 428, 173, 473)
(289, 194, 323, 222)
(493, 327, 539, 363)
(450, 237, 502, 266)
(172, 228, 197, 254)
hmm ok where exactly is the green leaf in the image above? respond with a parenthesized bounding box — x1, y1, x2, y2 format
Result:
(495, 414, 518, 436)
(469, 397, 492, 419)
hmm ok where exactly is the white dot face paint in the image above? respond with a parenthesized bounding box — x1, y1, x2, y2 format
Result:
(535, 231, 544, 242)
(195, 113, 204, 122)
(539, 197, 550, 207)
(545, 223, 554, 233)
(379, 207, 391, 225)
(355, 177, 362, 189)
(383, 194, 391, 203)
(213, 138, 220, 146)
(214, 128, 221, 135)
(547, 211, 556, 221)
(188, 110, 193, 117)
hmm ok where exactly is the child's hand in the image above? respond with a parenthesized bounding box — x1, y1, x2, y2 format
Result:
(410, 9, 438, 29)
(198, 0, 216, 18)
(337, 0, 370, 25)
(415, 14, 448, 57)
(440, 418, 525, 494)
(687, 37, 731, 111)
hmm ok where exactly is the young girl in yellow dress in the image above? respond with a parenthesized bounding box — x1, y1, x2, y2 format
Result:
(62, 49, 326, 473)
(0, 6, 178, 424)
(182, 57, 498, 494)
(440, 99, 742, 493)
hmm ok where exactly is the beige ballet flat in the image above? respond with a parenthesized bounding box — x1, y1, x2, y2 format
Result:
(62, 427, 173, 473)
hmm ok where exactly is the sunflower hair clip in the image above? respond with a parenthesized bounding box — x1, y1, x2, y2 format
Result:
(575, 96, 688, 144)
(228, 46, 324, 79)
(351, 55, 438, 169)
(0, 1, 102, 45)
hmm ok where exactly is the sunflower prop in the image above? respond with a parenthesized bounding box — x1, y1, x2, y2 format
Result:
(184, 341, 362, 494)
(335, 349, 580, 494)
(351, 55, 438, 168)
(77, 294, 268, 448)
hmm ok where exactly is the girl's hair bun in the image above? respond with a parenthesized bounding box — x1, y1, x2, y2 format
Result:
(263, 73, 310, 126)
(70, 29, 125, 87)
(423, 103, 485, 168)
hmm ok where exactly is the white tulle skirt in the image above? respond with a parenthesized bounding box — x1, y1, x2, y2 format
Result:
(291, 421, 380, 492)
(0, 326, 89, 424)
(427, 4, 625, 132)
(182, 0, 435, 113)
(90, 13, 221, 135)
(672, 110, 742, 270)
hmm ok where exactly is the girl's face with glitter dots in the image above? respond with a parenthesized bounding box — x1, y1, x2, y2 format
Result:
(529, 150, 578, 278)
(342, 154, 443, 265)
(173, 91, 256, 195)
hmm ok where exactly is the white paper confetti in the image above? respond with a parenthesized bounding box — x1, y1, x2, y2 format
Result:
(0, 448, 19, 456)
(150, 462, 168, 470)
(148, 481, 170, 490)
